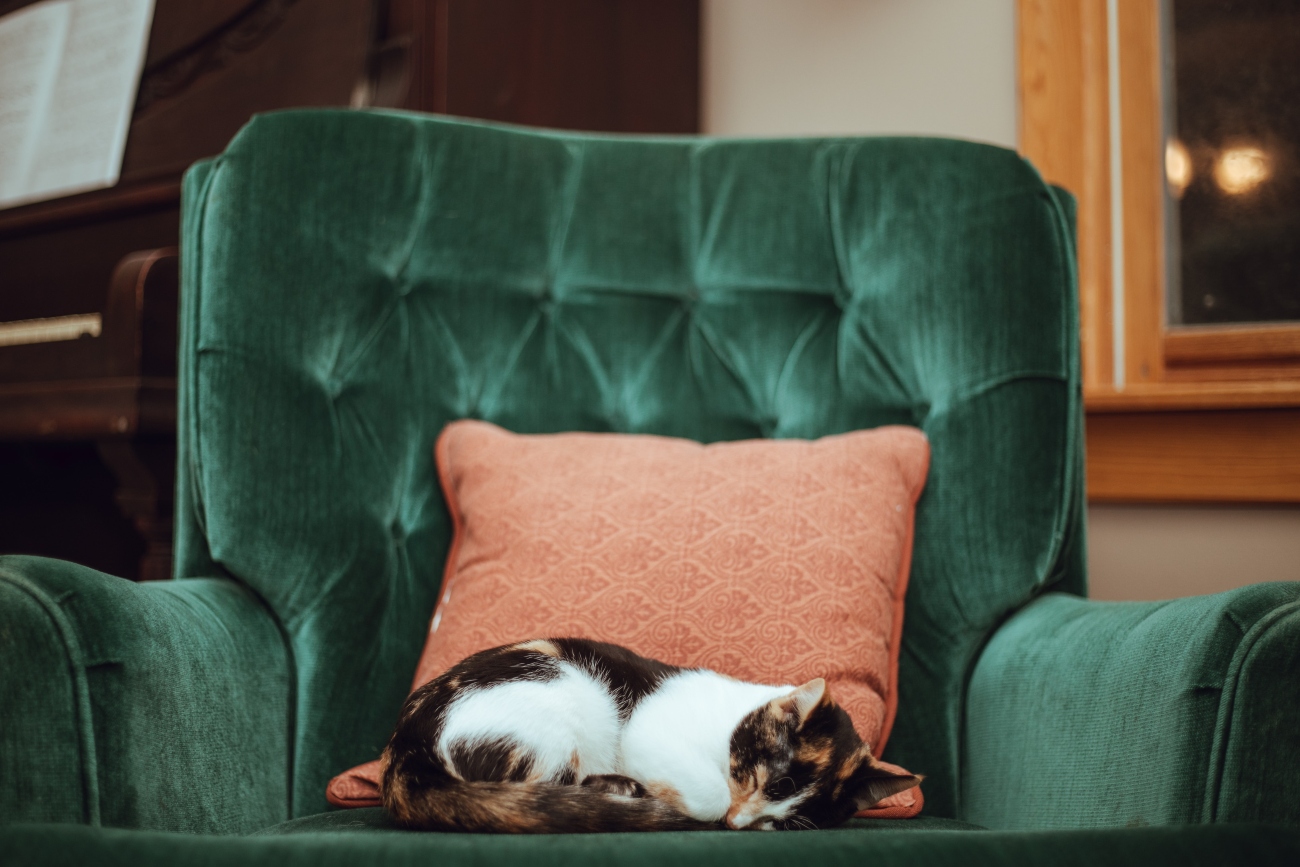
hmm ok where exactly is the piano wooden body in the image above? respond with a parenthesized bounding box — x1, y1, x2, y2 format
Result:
(0, 0, 699, 580)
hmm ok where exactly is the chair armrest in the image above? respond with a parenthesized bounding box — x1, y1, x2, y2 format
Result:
(0, 555, 292, 834)
(963, 584, 1300, 830)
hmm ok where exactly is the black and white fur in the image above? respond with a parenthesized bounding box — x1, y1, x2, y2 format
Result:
(381, 639, 920, 833)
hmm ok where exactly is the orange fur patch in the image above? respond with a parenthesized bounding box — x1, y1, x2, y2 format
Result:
(646, 782, 687, 812)
(514, 639, 560, 657)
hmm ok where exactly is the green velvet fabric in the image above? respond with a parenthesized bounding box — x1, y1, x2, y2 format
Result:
(964, 584, 1300, 829)
(3, 821, 1298, 867)
(0, 556, 291, 833)
(175, 109, 1084, 819)
(256, 808, 981, 835)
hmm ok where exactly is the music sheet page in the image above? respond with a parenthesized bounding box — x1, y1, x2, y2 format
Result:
(0, 1, 71, 204)
(0, 0, 154, 209)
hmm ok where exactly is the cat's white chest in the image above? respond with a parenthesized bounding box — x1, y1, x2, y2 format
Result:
(621, 671, 789, 822)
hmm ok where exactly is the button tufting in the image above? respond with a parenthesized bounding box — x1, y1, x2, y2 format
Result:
(605, 409, 628, 432)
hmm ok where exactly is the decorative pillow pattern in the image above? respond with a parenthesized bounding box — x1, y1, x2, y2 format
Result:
(416, 420, 929, 754)
(329, 420, 930, 817)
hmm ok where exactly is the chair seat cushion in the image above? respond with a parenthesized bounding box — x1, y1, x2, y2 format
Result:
(8, 819, 1300, 867)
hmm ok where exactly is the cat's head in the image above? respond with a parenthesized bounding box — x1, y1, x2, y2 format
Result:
(725, 679, 921, 830)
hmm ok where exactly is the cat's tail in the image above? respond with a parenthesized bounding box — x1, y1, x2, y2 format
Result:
(381, 756, 713, 833)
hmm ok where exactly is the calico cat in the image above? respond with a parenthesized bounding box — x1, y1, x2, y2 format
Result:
(380, 638, 920, 833)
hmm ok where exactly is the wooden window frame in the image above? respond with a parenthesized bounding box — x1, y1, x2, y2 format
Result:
(1018, 0, 1300, 503)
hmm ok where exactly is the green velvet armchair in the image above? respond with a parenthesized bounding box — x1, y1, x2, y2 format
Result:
(2, 110, 1297, 866)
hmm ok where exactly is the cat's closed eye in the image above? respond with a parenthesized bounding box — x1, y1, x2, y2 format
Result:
(764, 777, 796, 799)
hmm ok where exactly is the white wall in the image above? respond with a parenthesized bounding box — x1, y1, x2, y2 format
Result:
(701, 0, 1300, 602)
(702, 0, 1017, 147)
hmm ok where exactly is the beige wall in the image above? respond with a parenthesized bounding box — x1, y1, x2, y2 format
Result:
(1088, 506, 1300, 601)
(701, 0, 1300, 602)
(702, 0, 1017, 146)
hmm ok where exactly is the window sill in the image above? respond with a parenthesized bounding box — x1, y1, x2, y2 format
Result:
(1084, 384, 1300, 503)
(1085, 381, 1300, 413)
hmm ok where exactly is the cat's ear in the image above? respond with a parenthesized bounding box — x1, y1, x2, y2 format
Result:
(777, 678, 826, 726)
(850, 761, 923, 811)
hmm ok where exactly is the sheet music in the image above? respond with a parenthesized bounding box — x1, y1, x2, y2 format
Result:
(0, 1, 71, 203)
(0, 0, 155, 209)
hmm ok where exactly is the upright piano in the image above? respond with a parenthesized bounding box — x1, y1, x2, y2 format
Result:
(0, 0, 699, 579)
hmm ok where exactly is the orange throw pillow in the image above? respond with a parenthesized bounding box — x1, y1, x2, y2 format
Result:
(329, 420, 930, 818)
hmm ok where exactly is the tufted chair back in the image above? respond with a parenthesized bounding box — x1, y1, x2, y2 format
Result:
(176, 110, 1085, 818)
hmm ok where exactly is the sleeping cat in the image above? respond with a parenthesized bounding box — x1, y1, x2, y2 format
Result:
(380, 638, 921, 833)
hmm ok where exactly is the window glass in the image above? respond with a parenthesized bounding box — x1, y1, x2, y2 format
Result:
(1166, 0, 1300, 325)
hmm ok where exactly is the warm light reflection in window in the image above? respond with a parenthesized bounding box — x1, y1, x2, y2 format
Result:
(1165, 139, 1192, 197)
(1214, 145, 1270, 195)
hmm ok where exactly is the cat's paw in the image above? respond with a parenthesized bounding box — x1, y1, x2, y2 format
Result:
(581, 774, 648, 798)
